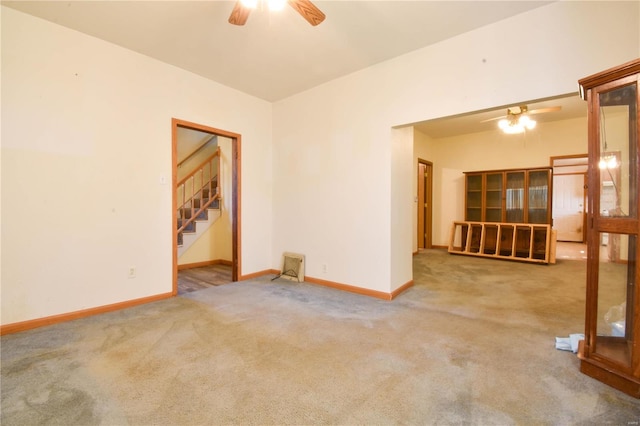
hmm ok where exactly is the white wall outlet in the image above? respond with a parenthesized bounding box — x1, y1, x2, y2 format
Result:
(128, 267, 136, 278)
(322, 264, 327, 274)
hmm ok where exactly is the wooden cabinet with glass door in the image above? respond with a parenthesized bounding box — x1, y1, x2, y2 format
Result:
(454, 167, 554, 263)
(528, 169, 552, 224)
(465, 173, 483, 222)
(485, 172, 504, 222)
(577, 58, 640, 398)
(464, 167, 551, 224)
(506, 171, 525, 223)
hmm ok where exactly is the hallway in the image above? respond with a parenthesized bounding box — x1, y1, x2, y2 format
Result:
(555, 241, 587, 261)
(177, 263, 233, 294)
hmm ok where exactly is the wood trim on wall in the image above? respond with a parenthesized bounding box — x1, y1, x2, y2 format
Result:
(239, 270, 414, 301)
(234, 134, 242, 282)
(172, 118, 242, 291)
(417, 158, 433, 250)
(1, 271, 413, 335)
(464, 166, 552, 175)
(240, 269, 280, 281)
(172, 121, 178, 295)
(549, 153, 589, 166)
(0, 292, 174, 336)
(178, 259, 233, 271)
(305, 276, 413, 301)
(391, 280, 414, 299)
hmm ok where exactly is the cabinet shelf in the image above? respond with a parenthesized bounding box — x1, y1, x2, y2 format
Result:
(448, 221, 556, 264)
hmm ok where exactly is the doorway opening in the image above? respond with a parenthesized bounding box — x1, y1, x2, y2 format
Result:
(417, 159, 433, 249)
(172, 118, 241, 295)
(551, 154, 588, 243)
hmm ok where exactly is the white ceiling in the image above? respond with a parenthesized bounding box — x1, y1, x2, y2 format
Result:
(3, 0, 552, 102)
(4, 0, 585, 138)
(412, 93, 588, 139)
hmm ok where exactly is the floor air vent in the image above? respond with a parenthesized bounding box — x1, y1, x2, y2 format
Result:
(272, 252, 305, 282)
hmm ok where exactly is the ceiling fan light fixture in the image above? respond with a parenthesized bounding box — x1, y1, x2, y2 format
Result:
(240, 0, 258, 9)
(519, 115, 536, 129)
(498, 114, 536, 134)
(230, 0, 325, 26)
(599, 155, 618, 169)
(501, 123, 525, 134)
(268, 0, 287, 11)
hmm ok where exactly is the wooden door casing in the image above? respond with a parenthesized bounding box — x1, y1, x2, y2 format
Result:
(553, 173, 586, 242)
(417, 160, 433, 249)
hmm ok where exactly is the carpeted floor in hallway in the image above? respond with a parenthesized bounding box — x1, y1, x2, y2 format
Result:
(1, 249, 639, 425)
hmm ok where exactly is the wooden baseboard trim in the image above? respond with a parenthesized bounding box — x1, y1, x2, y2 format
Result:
(178, 259, 232, 271)
(305, 276, 412, 301)
(305, 276, 389, 299)
(415, 246, 447, 254)
(391, 280, 414, 299)
(240, 269, 279, 281)
(0, 292, 174, 336)
(240, 268, 414, 301)
(2, 273, 414, 335)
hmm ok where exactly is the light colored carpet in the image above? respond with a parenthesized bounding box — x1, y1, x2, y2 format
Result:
(2, 249, 639, 425)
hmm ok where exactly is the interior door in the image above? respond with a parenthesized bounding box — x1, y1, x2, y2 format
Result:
(424, 162, 433, 249)
(418, 163, 425, 249)
(417, 160, 433, 249)
(553, 173, 586, 242)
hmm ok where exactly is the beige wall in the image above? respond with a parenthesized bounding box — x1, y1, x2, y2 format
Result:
(1, 7, 273, 325)
(274, 1, 638, 293)
(1, 1, 638, 326)
(413, 116, 589, 250)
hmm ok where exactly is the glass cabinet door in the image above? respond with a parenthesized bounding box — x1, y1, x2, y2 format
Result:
(466, 174, 482, 221)
(590, 79, 638, 371)
(595, 233, 636, 368)
(506, 172, 524, 223)
(484, 172, 503, 222)
(527, 170, 550, 224)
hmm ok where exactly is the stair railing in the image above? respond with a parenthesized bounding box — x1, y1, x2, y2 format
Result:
(177, 147, 221, 236)
(177, 135, 216, 169)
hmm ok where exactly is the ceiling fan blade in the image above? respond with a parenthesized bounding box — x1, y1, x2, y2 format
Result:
(288, 0, 326, 26)
(480, 115, 506, 123)
(229, 1, 251, 26)
(527, 106, 562, 115)
(480, 105, 562, 122)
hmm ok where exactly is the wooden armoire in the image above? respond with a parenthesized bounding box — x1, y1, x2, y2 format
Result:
(577, 58, 640, 398)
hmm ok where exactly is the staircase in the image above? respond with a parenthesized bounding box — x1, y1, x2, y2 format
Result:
(177, 148, 222, 254)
